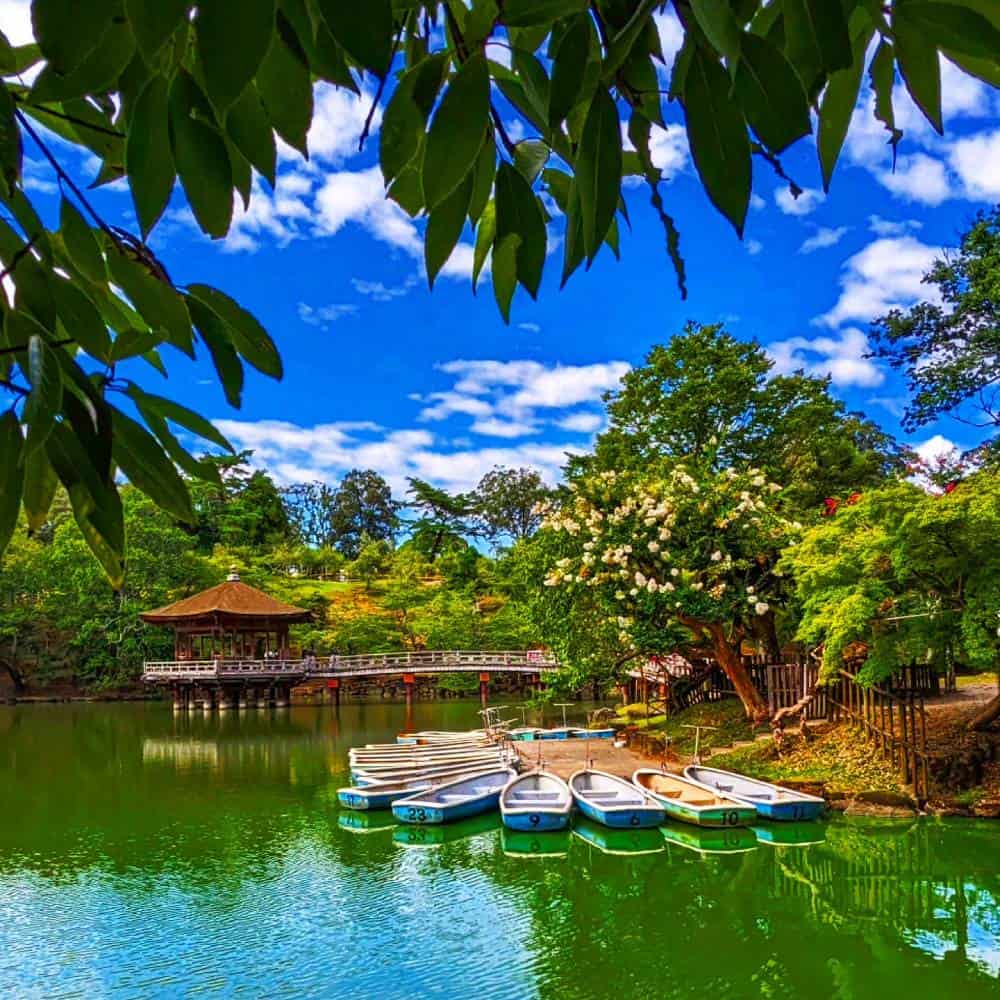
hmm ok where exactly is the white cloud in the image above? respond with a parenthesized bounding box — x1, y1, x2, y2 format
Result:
(799, 226, 848, 254)
(419, 391, 494, 422)
(775, 186, 824, 216)
(518, 322, 541, 333)
(653, 9, 684, 69)
(298, 302, 359, 328)
(351, 276, 418, 301)
(221, 170, 315, 252)
(557, 412, 603, 433)
(767, 327, 884, 388)
(746, 239, 763, 256)
(0, 0, 32, 44)
(877, 152, 952, 205)
(818, 236, 940, 329)
(914, 434, 961, 465)
(649, 125, 688, 179)
(949, 128, 1000, 201)
(750, 193, 766, 211)
(868, 215, 922, 237)
(470, 417, 540, 438)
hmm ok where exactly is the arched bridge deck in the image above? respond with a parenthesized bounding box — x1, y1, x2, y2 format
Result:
(142, 650, 559, 684)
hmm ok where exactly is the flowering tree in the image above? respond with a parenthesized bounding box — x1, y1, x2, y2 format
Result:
(538, 461, 800, 721)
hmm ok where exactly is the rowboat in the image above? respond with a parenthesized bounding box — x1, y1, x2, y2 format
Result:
(751, 822, 827, 847)
(392, 768, 516, 824)
(568, 769, 666, 829)
(338, 764, 503, 810)
(396, 730, 487, 744)
(632, 769, 757, 828)
(507, 727, 545, 741)
(501, 827, 571, 858)
(349, 746, 504, 764)
(538, 727, 573, 740)
(393, 812, 500, 848)
(361, 738, 491, 752)
(350, 749, 513, 773)
(500, 771, 573, 832)
(661, 823, 759, 855)
(683, 765, 826, 822)
(350, 756, 517, 785)
(572, 818, 666, 856)
(567, 727, 615, 740)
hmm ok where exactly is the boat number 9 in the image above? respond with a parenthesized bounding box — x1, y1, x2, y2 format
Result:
(630, 813, 640, 826)
(724, 810, 739, 827)
(407, 807, 428, 823)
(529, 814, 541, 827)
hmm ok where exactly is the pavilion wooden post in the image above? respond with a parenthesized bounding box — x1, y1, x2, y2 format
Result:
(403, 673, 415, 710)
(327, 678, 341, 706)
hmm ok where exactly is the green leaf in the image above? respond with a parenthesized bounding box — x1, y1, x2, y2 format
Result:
(225, 82, 277, 187)
(168, 70, 234, 238)
(491, 233, 521, 322)
(125, 0, 188, 61)
(188, 298, 244, 407)
(560, 182, 585, 287)
(690, 0, 742, 62)
(139, 407, 222, 484)
(31, 19, 136, 103)
(513, 139, 550, 184)
(942, 47, 1000, 88)
(187, 283, 282, 379)
(425, 172, 474, 288)
(108, 251, 193, 354)
(22, 333, 61, 452)
(257, 12, 313, 155)
(869, 40, 902, 160)
(783, 0, 852, 92)
(317, 0, 393, 75)
(111, 406, 194, 522)
(59, 198, 105, 284)
(503, 0, 586, 27)
(0, 409, 24, 558)
(0, 83, 21, 195)
(901, 2, 1000, 61)
(21, 447, 58, 534)
(894, 5, 943, 133)
(126, 386, 233, 452)
(109, 328, 162, 362)
(495, 161, 547, 298)
(473, 199, 496, 292)
(603, 0, 659, 79)
(575, 87, 622, 262)
(682, 46, 751, 237)
(468, 131, 496, 223)
(45, 422, 124, 587)
(423, 53, 490, 209)
(127, 75, 175, 238)
(548, 12, 591, 126)
(380, 53, 449, 183)
(51, 279, 112, 361)
(32, 0, 114, 75)
(734, 33, 811, 154)
(818, 25, 874, 190)
(197, 0, 275, 111)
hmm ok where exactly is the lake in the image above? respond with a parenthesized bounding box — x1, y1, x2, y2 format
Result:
(1, 701, 997, 998)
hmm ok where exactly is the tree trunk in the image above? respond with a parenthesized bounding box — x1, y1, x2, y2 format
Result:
(750, 611, 781, 661)
(0, 657, 26, 694)
(969, 684, 1000, 731)
(709, 626, 769, 723)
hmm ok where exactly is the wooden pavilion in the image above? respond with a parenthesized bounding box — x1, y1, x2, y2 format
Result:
(141, 569, 311, 662)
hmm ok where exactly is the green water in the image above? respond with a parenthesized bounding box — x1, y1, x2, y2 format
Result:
(1, 702, 998, 999)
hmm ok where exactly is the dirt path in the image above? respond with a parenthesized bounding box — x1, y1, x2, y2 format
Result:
(510, 737, 658, 781)
(924, 682, 995, 713)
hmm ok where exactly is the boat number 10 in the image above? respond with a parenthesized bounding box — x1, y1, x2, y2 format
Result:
(723, 811, 740, 826)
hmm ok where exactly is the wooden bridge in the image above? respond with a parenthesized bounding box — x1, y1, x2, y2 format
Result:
(143, 650, 559, 711)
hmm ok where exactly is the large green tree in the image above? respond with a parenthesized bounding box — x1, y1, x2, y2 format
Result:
(473, 466, 550, 543)
(1, 1, 998, 579)
(869, 207, 1000, 457)
(577, 323, 907, 515)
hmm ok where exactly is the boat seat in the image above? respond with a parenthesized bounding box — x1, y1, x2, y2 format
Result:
(509, 791, 561, 802)
(579, 790, 622, 801)
(680, 796, 715, 806)
(656, 789, 683, 799)
(751, 792, 774, 800)
(438, 793, 476, 802)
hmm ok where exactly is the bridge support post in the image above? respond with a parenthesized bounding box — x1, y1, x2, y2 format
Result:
(200, 686, 214, 711)
(256, 685, 271, 709)
(172, 686, 186, 712)
(327, 678, 340, 707)
(479, 672, 489, 708)
(274, 684, 290, 708)
(218, 687, 235, 711)
(403, 673, 415, 710)
(237, 687, 249, 710)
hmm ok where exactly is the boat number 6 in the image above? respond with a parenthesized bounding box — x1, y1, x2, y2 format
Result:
(408, 807, 428, 823)
(629, 813, 640, 826)
(529, 814, 541, 827)
(725, 811, 739, 826)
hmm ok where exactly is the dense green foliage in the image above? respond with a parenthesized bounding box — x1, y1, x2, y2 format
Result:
(1, 1, 998, 583)
(870, 207, 1000, 452)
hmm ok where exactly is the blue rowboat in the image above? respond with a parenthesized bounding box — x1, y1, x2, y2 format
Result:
(683, 765, 826, 822)
(539, 728, 572, 740)
(507, 728, 543, 741)
(393, 812, 500, 848)
(572, 818, 666, 856)
(500, 771, 572, 832)
(751, 822, 827, 847)
(392, 768, 516, 825)
(502, 827, 571, 858)
(338, 765, 501, 810)
(633, 769, 757, 828)
(568, 727, 615, 740)
(568, 769, 666, 829)
(338, 811, 396, 835)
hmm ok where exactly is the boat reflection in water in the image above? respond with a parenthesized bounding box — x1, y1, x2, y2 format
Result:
(338, 810, 397, 835)
(661, 821, 759, 856)
(392, 811, 501, 849)
(751, 821, 828, 848)
(501, 827, 571, 859)
(572, 818, 666, 856)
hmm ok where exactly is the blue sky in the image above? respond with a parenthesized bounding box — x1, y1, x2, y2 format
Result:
(7, 4, 999, 495)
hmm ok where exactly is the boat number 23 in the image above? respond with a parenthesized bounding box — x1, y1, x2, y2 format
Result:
(407, 807, 428, 823)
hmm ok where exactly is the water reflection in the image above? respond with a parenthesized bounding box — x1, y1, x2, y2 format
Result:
(0, 702, 997, 998)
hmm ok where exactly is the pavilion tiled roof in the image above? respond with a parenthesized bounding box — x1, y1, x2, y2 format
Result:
(141, 578, 311, 624)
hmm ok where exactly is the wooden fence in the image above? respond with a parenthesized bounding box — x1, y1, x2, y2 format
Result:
(765, 661, 828, 721)
(826, 669, 931, 799)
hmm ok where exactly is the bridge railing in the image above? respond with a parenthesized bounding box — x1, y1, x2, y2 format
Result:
(143, 650, 559, 680)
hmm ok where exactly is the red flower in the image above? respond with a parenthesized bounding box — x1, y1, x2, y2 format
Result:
(822, 498, 839, 516)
